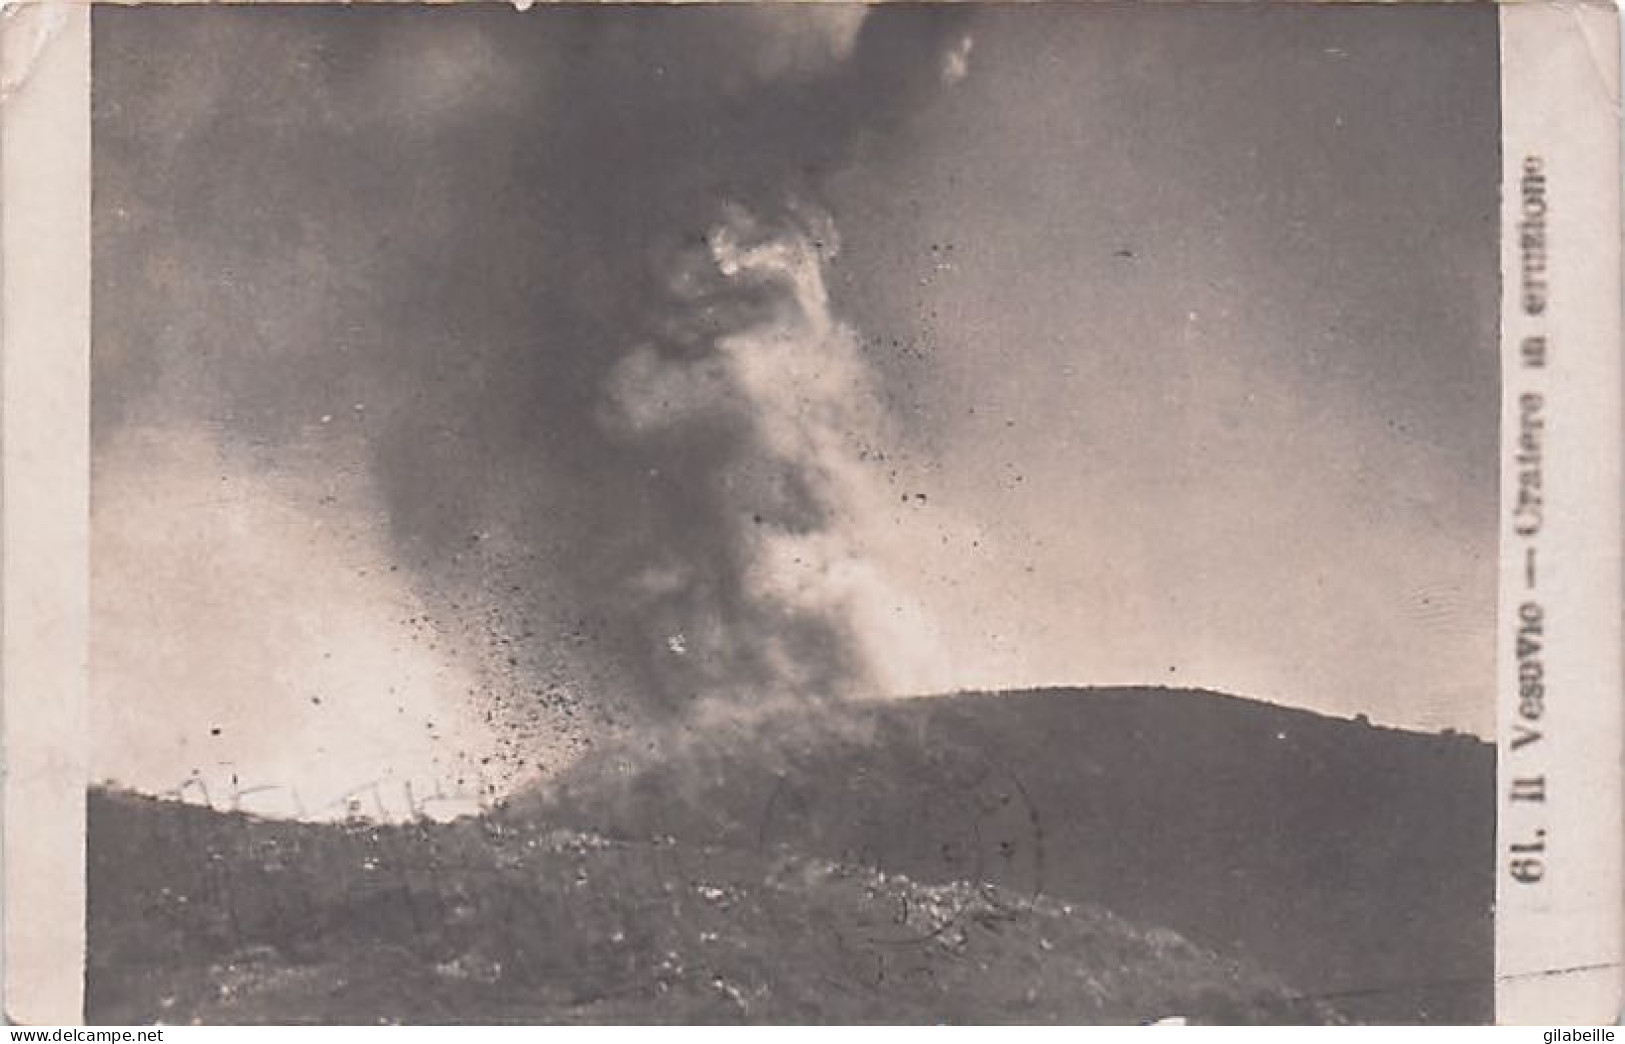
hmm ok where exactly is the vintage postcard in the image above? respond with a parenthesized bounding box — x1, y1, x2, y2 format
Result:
(1, 0, 1619, 1026)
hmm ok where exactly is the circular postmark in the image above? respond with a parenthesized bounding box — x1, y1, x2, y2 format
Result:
(754, 750, 1047, 993)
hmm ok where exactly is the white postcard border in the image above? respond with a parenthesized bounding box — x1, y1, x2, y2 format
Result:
(0, 0, 91, 1027)
(1496, 0, 1624, 1026)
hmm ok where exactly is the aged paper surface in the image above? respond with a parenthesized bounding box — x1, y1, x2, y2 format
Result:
(0, 0, 1619, 1026)
(1496, 0, 1623, 1025)
(1, 0, 89, 1027)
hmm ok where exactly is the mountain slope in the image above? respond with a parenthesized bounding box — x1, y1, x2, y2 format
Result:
(523, 686, 1494, 1023)
(86, 787, 1334, 1024)
(88, 685, 1491, 1024)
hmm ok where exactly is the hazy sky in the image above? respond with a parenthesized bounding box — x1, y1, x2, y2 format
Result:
(92, 4, 1499, 814)
(823, 6, 1501, 731)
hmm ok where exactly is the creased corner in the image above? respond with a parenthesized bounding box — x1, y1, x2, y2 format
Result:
(0, 2, 71, 105)
(1565, 0, 1623, 118)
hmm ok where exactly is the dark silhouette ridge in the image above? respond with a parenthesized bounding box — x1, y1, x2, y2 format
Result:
(86, 686, 1491, 1024)
(523, 686, 1494, 1023)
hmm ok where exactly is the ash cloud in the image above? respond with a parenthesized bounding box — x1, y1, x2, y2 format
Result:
(602, 203, 951, 710)
(93, 4, 973, 770)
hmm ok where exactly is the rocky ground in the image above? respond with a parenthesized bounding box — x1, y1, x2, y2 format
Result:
(87, 787, 1335, 1024)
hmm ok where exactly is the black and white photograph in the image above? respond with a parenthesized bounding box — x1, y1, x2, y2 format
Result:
(79, 1, 1507, 1025)
(0, 0, 1609, 1028)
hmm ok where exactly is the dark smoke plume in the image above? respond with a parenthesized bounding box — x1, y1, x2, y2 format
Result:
(94, 5, 975, 784)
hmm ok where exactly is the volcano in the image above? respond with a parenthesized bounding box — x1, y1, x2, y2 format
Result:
(87, 686, 1491, 1024)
